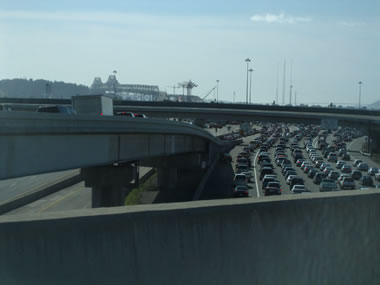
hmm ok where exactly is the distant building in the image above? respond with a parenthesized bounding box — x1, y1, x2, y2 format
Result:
(90, 75, 160, 101)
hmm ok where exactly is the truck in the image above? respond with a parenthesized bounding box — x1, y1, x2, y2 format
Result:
(239, 122, 251, 136)
(72, 95, 113, 116)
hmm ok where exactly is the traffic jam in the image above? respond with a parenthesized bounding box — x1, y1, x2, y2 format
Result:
(227, 122, 380, 198)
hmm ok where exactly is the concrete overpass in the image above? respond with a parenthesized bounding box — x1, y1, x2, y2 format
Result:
(2, 97, 379, 156)
(0, 111, 227, 206)
(113, 105, 380, 158)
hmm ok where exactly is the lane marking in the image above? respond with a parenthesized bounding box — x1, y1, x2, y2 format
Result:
(253, 151, 260, 198)
(38, 187, 82, 214)
(312, 137, 318, 148)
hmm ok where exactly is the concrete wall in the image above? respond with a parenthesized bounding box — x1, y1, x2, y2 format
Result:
(0, 190, 380, 285)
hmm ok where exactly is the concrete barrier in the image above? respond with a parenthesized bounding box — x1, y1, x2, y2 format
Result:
(0, 190, 379, 285)
(0, 172, 82, 215)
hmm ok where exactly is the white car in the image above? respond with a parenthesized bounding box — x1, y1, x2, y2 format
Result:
(241, 171, 252, 182)
(233, 174, 247, 186)
(286, 175, 297, 185)
(291, 185, 311, 194)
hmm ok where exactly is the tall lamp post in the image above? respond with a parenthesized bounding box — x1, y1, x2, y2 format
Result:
(113, 70, 117, 100)
(216, 80, 219, 102)
(245, 58, 251, 104)
(249, 68, 253, 104)
(358, 81, 363, 109)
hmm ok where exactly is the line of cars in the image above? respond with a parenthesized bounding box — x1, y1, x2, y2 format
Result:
(231, 124, 278, 197)
(301, 131, 379, 191)
(232, 149, 254, 197)
(231, 123, 379, 197)
(256, 124, 313, 195)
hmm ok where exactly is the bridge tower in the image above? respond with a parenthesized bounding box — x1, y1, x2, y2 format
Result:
(178, 80, 198, 102)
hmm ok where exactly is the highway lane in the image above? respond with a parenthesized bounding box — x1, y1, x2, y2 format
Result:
(0, 169, 79, 203)
(312, 133, 379, 189)
(5, 123, 237, 214)
(7, 124, 376, 214)
(230, 132, 261, 198)
(346, 137, 380, 169)
(6, 167, 152, 215)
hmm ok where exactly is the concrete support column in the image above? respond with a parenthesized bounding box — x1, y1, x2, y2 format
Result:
(81, 164, 137, 208)
(157, 168, 178, 190)
(368, 125, 380, 162)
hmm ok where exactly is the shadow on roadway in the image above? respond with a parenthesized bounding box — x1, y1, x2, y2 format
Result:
(153, 170, 203, 203)
(199, 160, 235, 200)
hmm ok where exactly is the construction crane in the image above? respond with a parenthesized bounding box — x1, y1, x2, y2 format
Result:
(166, 85, 177, 95)
(202, 86, 217, 100)
(177, 80, 198, 96)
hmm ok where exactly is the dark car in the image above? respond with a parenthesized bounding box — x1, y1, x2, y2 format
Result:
(285, 170, 297, 179)
(341, 164, 352, 173)
(260, 161, 273, 169)
(357, 162, 369, 172)
(368, 167, 380, 176)
(290, 177, 304, 189)
(265, 181, 281, 191)
(260, 167, 274, 180)
(235, 157, 249, 168)
(134, 113, 147, 118)
(115, 111, 135, 117)
(282, 167, 295, 175)
(360, 175, 373, 187)
(308, 168, 318, 178)
(265, 187, 282, 196)
(313, 172, 327, 185)
(328, 171, 340, 180)
(233, 185, 249, 197)
(293, 153, 304, 162)
(342, 153, 351, 161)
(351, 170, 362, 180)
(262, 178, 279, 189)
(320, 179, 338, 192)
(36, 105, 75, 114)
(222, 153, 232, 163)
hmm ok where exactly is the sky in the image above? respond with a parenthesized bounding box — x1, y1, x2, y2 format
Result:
(0, 0, 379, 106)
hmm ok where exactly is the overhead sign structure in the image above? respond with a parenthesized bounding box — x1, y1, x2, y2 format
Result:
(321, 118, 338, 130)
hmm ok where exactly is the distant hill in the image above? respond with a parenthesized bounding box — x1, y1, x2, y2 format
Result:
(0, 78, 90, 99)
(367, 100, 380, 110)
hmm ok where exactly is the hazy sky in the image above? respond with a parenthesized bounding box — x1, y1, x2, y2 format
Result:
(0, 0, 379, 105)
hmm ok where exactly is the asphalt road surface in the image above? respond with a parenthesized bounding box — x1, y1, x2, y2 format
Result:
(5, 167, 152, 215)
(0, 169, 79, 203)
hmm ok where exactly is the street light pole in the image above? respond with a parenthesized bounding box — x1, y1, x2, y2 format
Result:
(358, 81, 363, 109)
(289, 85, 293, 105)
(217, 80, 220, 102)
(113, 70, 117, 100)
(249, 68, 253, 104)
(245, 58, 251, 104)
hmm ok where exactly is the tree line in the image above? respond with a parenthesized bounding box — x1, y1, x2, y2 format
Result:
(0, 78, 90, 99)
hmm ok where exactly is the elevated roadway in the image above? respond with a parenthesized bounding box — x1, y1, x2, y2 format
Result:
(0, 111, 222, 180)
(2, 97, 380, 117)
(114, 105, 380, 129)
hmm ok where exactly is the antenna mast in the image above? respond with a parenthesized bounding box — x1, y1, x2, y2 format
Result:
(282, 60, 286, 105)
